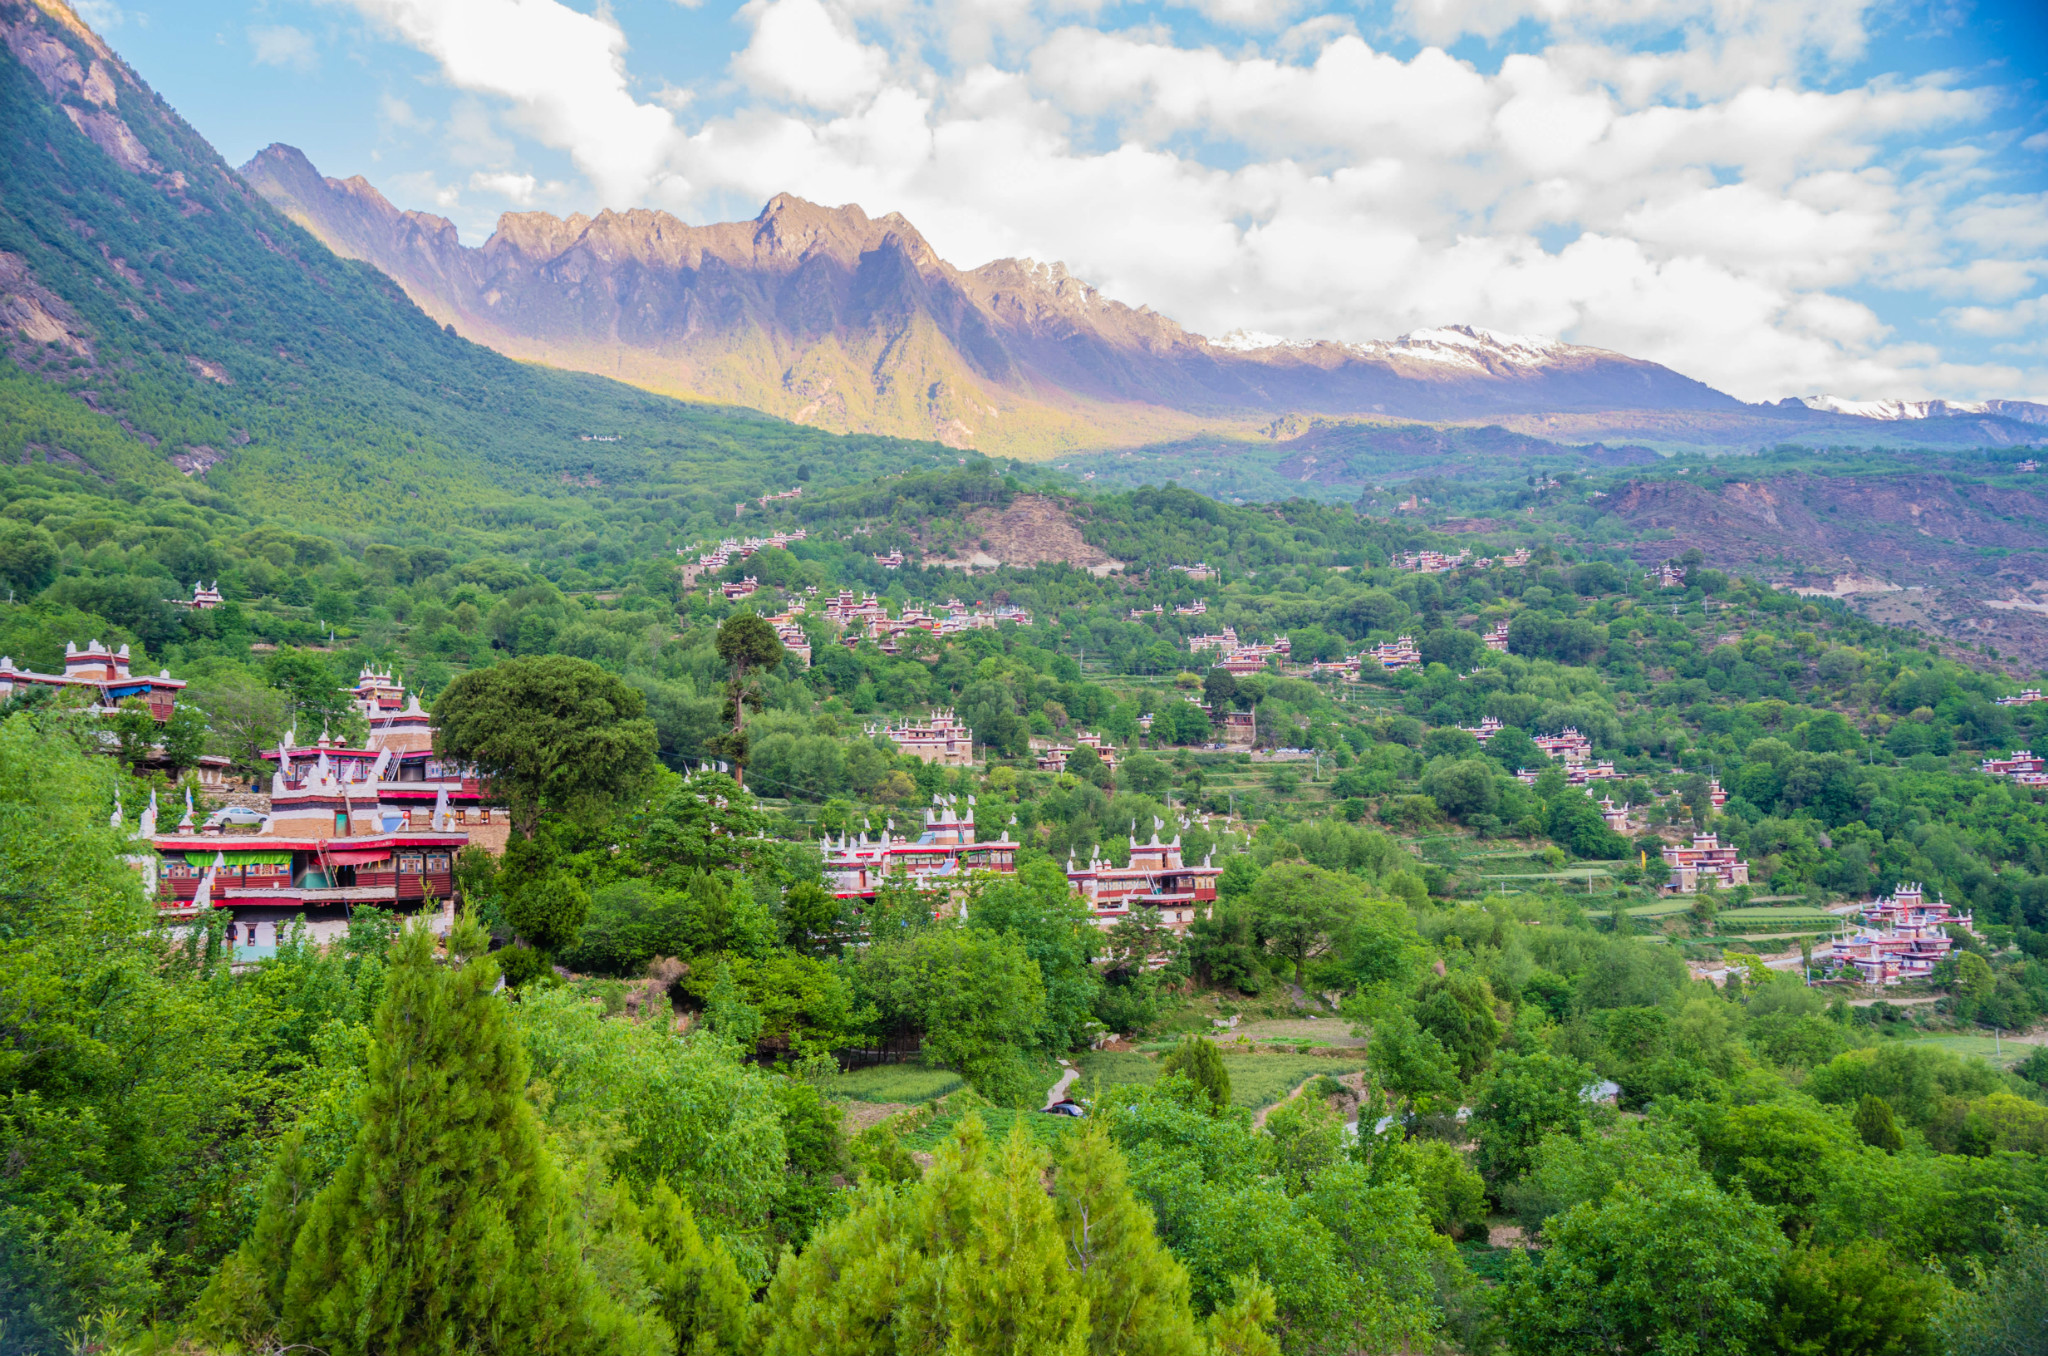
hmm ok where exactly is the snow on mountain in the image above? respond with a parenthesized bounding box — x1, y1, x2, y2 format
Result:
(1212, 329, 1307, 353)
(1793, 395, 2048, 425)
(1206, 323, 1584, 369)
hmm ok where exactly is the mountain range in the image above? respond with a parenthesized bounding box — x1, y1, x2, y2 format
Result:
(2, 0, 2043, 513)
(244, 143, 2048, 459)
(0, 0, 910, 531)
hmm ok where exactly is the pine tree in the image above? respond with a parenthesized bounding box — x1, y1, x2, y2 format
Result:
(762, 1115, 1087, 1356)
(1204, 1275, 1282, 1356)
(1159, 1036, 1232, 1115)
(190, 1127, 323, 1346)
(266, 914, 655, 1355)
(764, 1114, 1271, 1356)
(632, 1180, 755, 1355)
(1853, 1095, 1906, 1153)
(1053, 1122, 1201, 1356)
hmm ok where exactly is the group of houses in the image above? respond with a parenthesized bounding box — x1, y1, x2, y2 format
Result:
(816, 798, 1222, 941)
(1036, 730, 1119, 773)
(818, 796, 1221, 942)
(1821, 883, 1971, 986)
(146, 667, 499, 961)
(1130, 600, 1211, 622)
(1399, 549, 1471, 574)
(1981, 750, 2048, 786)
(680, 530, 808, 582)
(1395, 547, 1530, 574)
(815, 592, 1033, 654)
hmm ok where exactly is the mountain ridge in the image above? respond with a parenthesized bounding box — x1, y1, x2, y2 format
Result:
(242, 143, 1749, 456)
(0, 0, 919, 527)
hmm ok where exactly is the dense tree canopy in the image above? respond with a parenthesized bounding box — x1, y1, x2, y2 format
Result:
(435, 654, 659, 837)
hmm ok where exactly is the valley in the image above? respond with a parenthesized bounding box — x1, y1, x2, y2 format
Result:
(0, 2, 2045, 1354)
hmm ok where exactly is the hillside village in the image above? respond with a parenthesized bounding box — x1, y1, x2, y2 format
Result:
(1, 0, 2044, 1346)
(5, 451, 2043, 1351)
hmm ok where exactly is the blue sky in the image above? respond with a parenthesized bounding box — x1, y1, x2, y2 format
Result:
(70, 0, 2048, 403)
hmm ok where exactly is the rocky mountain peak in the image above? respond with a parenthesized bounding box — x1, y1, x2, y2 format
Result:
(237, 146, 1766, 451)
(750, 192, 947, 274)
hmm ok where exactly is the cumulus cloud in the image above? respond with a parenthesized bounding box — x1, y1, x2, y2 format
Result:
(470, 170, 541, 203)
(250, 24, 319, 71)
(330, 0, 2048, 401)
(732, 0, 891, 111)
(342, 0, 682, 204)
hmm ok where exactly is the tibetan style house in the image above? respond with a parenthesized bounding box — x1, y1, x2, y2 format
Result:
(870, 710, 976, 766)
(147, 668, 494, 960)
(1, 640, 233, 785)
(820, 799, 1019, 904)
(0, 640, 184, 718)
(1066, 832, 1221, 937)
(149, 769, 472, 960)
(1824, 884, 1972, 986)
(1660, 832, 1751, 894)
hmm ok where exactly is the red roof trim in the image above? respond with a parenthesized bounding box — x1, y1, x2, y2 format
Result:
(150, 834, 470, 850)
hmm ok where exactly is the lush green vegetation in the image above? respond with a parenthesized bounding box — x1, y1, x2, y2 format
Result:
(5, 20, 2048, 1347)
(9, 450, 2048, 1350)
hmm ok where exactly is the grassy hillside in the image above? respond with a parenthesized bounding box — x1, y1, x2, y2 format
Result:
(0, 0, 941, 545)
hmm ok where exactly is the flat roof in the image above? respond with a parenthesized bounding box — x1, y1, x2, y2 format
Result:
(151, 833, 471, 850)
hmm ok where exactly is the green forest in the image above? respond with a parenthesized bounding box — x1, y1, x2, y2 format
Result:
(3, 8, 2047, 1353)
(4, 450, 2048, 1355)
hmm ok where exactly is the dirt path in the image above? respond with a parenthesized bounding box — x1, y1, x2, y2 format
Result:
(1043, 1061, 1079, 1110)
(1252, 1069, 1366, 1130)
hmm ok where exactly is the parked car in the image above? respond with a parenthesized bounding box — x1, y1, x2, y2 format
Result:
(1042, 1100, 1087, 1118)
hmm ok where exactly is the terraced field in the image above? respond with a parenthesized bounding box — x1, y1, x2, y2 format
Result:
(1073, 1048, 1369, 1110)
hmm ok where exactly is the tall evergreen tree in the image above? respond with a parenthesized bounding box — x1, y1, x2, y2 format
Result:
(630, 1181, 756, 1356)
(1853, 1095, 1906, 1154)
(764, 1115, 1087, 1356)
(1053, 1122, 1201, 1356)
(764, 1113, 1271, 1356)
(1159, 1037, 1232, 1115)
(218, 914, 660, 1355)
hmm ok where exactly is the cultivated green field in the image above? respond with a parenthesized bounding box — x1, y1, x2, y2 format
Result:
(820, 1064, 966, 1105)
(1884, 1034, 2036, 1070)
(897, 1102, 1078, 1151)
(1073, 1049, 1368, 1110)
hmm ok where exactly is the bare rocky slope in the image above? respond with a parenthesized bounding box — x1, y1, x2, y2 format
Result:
(1600, 474, 2048, 666)
(243, 144, 1752, 457)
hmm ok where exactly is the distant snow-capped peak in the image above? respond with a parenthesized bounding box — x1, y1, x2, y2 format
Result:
(1207, 322, 1593, 368)
(1211, 329, 1311, 353)
(1793, 395, 2048, 424)
(1797, 395, 1978, 420)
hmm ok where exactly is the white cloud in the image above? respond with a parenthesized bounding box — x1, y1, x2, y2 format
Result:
(332, 0, 2048, 403)
(379, 92, 427, 130)
(249, 24, 319, 71)
(72, 0, 126, 31)
(1946, 296, 2048, 339)
(340, 0, 682, 205)
(470, 170, 540, 203)
(732, 0, 891, 111)
(1162, 0, 1305, 32)
(443, 99, 516, 168)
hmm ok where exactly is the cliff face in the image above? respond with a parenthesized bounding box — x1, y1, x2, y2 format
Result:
(241, 144, 1743, 454)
